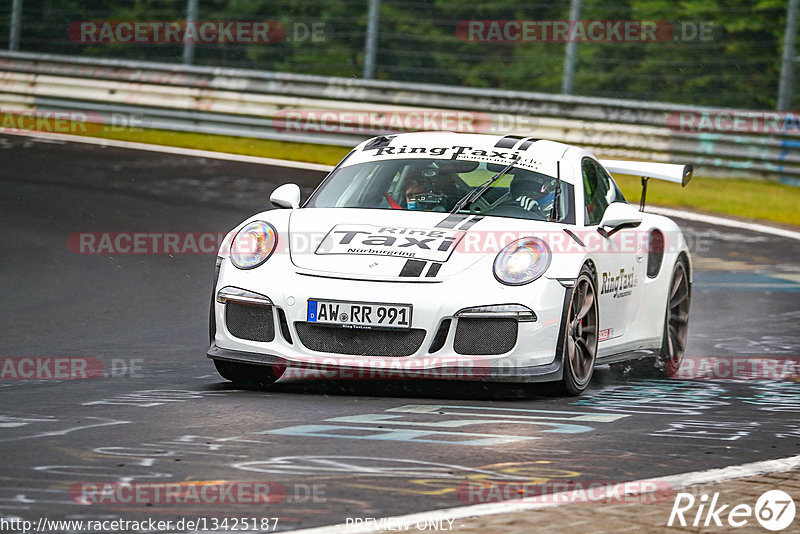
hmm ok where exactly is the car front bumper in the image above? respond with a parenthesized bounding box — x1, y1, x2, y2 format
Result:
(209, 255, 569, 383)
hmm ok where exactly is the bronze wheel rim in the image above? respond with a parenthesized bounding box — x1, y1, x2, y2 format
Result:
(567, 275, 598, 385)
(664, 263, 690, 371)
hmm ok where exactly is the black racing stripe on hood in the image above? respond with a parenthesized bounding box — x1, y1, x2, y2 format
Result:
(400, 259, 427, 277)
(517, 138, 539, 150)
(362, 135, 395, 150)
(435, 213, 469, 229)
(425, 263, 442, 278)
(458, 215, 484, 231)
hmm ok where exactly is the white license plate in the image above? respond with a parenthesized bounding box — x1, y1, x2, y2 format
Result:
(307, 299, 412, 330)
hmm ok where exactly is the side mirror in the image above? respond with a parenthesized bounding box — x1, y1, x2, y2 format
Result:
(270, 183, 301, 209)
(598, 202, 642, 237)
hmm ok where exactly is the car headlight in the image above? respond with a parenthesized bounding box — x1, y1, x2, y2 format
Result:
(493, 237, 551, 285)
(230, 221, 277, 269)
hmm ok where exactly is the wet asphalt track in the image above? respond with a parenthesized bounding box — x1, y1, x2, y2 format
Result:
(1, 133, 799, 532)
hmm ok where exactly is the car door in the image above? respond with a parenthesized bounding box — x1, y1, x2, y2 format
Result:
(581, 157, 643, 341)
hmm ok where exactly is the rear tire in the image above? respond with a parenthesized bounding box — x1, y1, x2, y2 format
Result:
(555, 265, 599, 396)
(214, 360, 278, 388)
(657, 260, 690, 376)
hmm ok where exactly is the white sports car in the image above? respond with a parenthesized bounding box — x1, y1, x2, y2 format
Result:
(208, 132, 692, 395)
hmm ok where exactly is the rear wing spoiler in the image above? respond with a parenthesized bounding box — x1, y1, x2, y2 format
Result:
(599, 159, 693, 211)
(600, 160, 693, 187)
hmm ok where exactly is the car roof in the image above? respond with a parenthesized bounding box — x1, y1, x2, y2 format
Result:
(342, 132, 580, 183)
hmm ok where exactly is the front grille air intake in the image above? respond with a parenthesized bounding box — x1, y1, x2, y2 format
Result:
(225, 302, 275, 342)
(453, 318, 517, 355)
(428, 319, 451, 353)
(277, 308, 293, 344)
(294, 322, 425, 356)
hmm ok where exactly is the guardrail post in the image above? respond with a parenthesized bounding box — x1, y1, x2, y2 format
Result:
(9, 0, 22, 52)
(182, 0, 199, 65)
(561, 0, 582, 94)
(777, 0, 798, 110)
(363, 0, 380, 79)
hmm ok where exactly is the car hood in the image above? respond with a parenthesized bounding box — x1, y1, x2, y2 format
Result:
(287, 208, 562, 281)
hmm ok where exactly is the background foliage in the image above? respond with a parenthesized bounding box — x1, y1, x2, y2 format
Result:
(0, 0, 795, 109)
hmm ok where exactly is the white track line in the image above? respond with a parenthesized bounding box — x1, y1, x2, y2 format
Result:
(0, 129, 335, 172)
(647, 206, 800, 241)
(4, 130, 799, 242)
(286, 454, 800, 533)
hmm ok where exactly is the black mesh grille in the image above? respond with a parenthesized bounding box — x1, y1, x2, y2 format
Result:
(294, 323, 426, 356)
(454, 318, 517, 355)
(428, 319, 451, 353)
(225, 303, 275, 342)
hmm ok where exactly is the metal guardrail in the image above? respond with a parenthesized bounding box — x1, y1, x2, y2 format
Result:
(0, 51, 797, 179)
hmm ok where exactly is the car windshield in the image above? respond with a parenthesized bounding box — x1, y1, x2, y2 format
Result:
(306, 158, 574, 223)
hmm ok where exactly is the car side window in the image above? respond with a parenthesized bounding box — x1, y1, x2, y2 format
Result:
(600, 165, 627, 205)
(582, 158, 620, 225)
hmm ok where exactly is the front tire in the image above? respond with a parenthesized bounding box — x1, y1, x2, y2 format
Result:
(556, 266, 599, 396)
(657, 260, 690, 376)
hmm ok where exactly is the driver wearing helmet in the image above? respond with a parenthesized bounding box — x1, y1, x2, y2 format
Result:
(405, 178, 428, 210)
(510, 174, 555, 213)
(404, 168, 448, 211)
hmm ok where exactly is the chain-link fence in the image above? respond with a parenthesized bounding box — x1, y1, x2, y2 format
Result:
(1, 0, 797, 111)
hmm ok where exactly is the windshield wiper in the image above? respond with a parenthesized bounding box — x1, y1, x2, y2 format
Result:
(550, 161, 561, 221)
(450, 158, 518, 214)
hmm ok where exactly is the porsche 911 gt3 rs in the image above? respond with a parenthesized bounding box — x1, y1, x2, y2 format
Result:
(207, 132, 692, 395)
